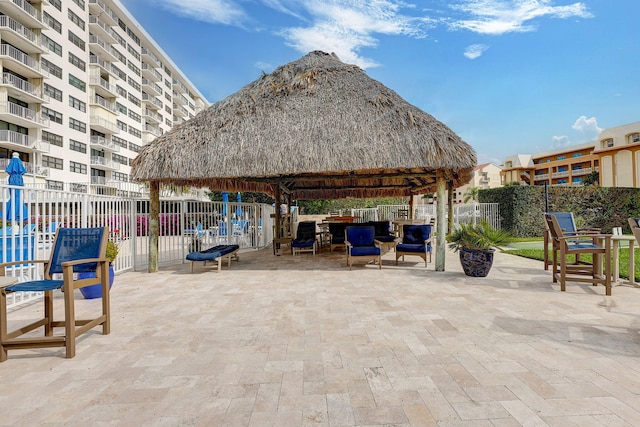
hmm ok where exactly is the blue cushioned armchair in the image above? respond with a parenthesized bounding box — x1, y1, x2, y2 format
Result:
(328, 222, 349, 252)
(345, 225, 381, 270)
(395, 224, 432, 267)
(292, 221, 317, 255)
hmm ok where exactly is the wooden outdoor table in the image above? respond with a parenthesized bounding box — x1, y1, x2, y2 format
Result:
(611, 235, 639, 287)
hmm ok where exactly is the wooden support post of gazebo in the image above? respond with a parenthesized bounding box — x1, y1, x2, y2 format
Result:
(149, 181, 159, 273)
(435, 171, 447, 272)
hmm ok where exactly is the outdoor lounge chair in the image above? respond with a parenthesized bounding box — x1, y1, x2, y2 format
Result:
(543, 212, 599, 270)
(291, 221, 317, 255)
(0, 227, 111, 361)
(345, 225, 381, 270)
(395, 224, 432, 267)
(328, 222, 349, 252)
(544, 213, 612, 295)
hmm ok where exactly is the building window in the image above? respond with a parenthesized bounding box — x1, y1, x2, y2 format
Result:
(630, 133, 640, 143)
(112, 47, 126, 63)
(71, 0, 85, 10)
(128, 142, 141, 153)
(117, 120, 127, 131)
(128, 93, 141, 107)
(602, 138, 614, 148)
(42, 130, 63, 147)
(112, 65, 126, 80)
(113, 153, 128, 165)
(44, 83, 62, 102)
(69, 139, 87, 153)
(41, 58, 62, 79)
(70, 161, 87, 174)
(68, 74, 86, 92)
(41, 107, 62, 124)
(42, 155, 63, 170)
(112, 31, 126, 48)
(68, 52, 86, 71)
(68, 30, 85, 50)
(571, 153, 582, 158)
(128, 110, 141, 122)
(113, 136, 128, 149)
(46, 180, 64, 190)
(69, 118, 86, 133)
(127, 61, 141, 76)
(43, 11, 62, 33)
(127, 28, 140, 46)
(116, 85, 127, 98)
(42, 34, 62, 56)
(556, 155, 566, 160)
(128, 126, 141, 138)
(127, 77, 141, 92)
(116, 102, 127, 114)
(49, 0, 61, 11)
(69, 96, 86, 112)
(113, 171, 128, 182)
(68, 9, 85, 30)
(127, 44, 140, 61)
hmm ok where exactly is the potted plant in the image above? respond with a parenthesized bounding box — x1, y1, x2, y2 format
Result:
(447, 221, 511, 277)
(79, 240, 118, 299)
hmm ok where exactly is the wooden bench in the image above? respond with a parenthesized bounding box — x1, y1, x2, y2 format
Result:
(186, 244, 240, 273)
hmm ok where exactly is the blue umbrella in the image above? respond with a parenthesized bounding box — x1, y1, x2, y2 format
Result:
(5, 153, 28, 223)
(221, 191, 228, 217)
(235, 192, 243, 219)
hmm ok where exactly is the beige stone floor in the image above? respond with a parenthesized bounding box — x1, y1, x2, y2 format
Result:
(1, 247, 640, 426)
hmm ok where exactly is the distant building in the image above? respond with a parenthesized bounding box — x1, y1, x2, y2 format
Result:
(501, 121, 640, 188)
(453, 162, 502, 203)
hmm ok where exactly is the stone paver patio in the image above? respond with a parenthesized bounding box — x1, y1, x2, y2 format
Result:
(1, 248, 640, 426)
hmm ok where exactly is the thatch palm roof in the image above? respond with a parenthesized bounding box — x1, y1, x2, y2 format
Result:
(131, 51, 476, 200)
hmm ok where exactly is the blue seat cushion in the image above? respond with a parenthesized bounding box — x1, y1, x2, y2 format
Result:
(186, 245, 239, 261)
(568, 243, 600, 250)
(396, 243, 426, 253)
(292, 239, 315, 248)
(350, 246, 380, 256)
(7, 280, 64, 292)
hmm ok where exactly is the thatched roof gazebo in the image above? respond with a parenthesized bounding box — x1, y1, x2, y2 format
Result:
(132, 51, 477, 272)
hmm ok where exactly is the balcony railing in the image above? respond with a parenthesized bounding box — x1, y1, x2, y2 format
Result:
(88, 0, 118, 24)
(90, 156, 119, 170)
(90, 135, 120, 152)
(0, 101, 48, 126)
(143, 109, 161, 122)
(0, 158, 48, 176)
(0, 15, 40, 48)
(570, 167, 592, 177)
(2, 72, 45, 100)
(91, 96, 116, 112)
(0, 129, 33, 147)
(141, 47, 161, 67)
(0, 42, 43, 74)
(534, 173, 550, 181)
(142, 78, 162, 95)
(142, 63, 163, 81)
(89, 54, 111, 71)
(552, 171, 570, 178)
(173, 104, 188, 117)
(89, 76, 115, 94)
(143, 124, 161, 137)
(88, 14, 112, 33)
(142, 93, 163, 109)
(2, 0, 42, 24)
(89, 116, 118, 133)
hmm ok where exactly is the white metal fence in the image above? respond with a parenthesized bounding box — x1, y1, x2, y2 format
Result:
(2, 184, 276, 310)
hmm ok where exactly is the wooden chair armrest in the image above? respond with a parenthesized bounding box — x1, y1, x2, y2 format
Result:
(0, 259, 48, 271)
(61, 257, 109, 267)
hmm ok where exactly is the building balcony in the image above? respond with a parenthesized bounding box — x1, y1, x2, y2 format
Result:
(173, 92, 188, 105)
(143, 124, 161, 137)
(0, 44, 47, 78)
(0, 129, 34, 150)
(173, 104, 187, 117)
(89, 75, 117, 98)
(90, 175, 118, 187)
(0, 0, 44, 29)
(533, 173, 549, 181)
(0, 15, 44, 54)
(88, 14, 117, 44)
(141, 63, 162, 82)
(1, 72, 47, 104)
(0, 157, 48, 176)
(570, 167, 592, 177)
(89, 55, 112, 75)
(32, 138, 49, 153)
(141, 47, 161, 67)
(552, 171, 570, 179)
(143, 109, 161, 124)
(0, 101, 48, 127)
(89, 115, 119, 134)
(88, 0, 118, 26)
(172, 78, 188, 93)
(142, 93, 163, 110)
(88, 34, 117, 62)
(90, 156, 120, 171)
(90, 96, 117, 114)
(90, 135, 120, 152)
(172, 116, 185, 125)
(142, 78, 162, 97)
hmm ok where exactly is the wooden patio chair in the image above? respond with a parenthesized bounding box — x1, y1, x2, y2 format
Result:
(544, 214, 612, 295)
(0, 227, 110, 362)
(543, 212, 599, 270)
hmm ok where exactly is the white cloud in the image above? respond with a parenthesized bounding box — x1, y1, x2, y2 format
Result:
(449, 0, 593, 35)
(255, 61, 275, 72)
(572, 115, 602, 135)
(552, 135, 570, 147)
(464, 44, 489, 59)
(155, 0, 593, 67)
(160, 0, 247, 25)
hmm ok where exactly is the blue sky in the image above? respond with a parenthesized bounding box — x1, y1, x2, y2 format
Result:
(120, 0, 639, 165)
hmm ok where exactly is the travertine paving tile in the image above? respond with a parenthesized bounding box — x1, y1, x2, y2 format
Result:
(2, 247, 640, 426)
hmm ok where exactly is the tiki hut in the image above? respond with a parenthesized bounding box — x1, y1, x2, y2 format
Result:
(132, 51, 477, 271)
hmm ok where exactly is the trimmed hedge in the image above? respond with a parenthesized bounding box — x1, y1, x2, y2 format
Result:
(480, 186, 640, 238)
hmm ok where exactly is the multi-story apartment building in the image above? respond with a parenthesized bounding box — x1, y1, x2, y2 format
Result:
(0, 0, 207, 196)
(453, 162, 502, 203)
(501, 122, 640, 188)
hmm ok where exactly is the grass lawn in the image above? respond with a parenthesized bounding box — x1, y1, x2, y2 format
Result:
(504, 247, 640, 281)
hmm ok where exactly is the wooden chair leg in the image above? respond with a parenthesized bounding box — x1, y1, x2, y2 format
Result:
(62, 274, 76, 359)
(0, 289, 7, 362)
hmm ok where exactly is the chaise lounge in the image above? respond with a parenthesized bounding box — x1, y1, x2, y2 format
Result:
(186, 244, 240, 272)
